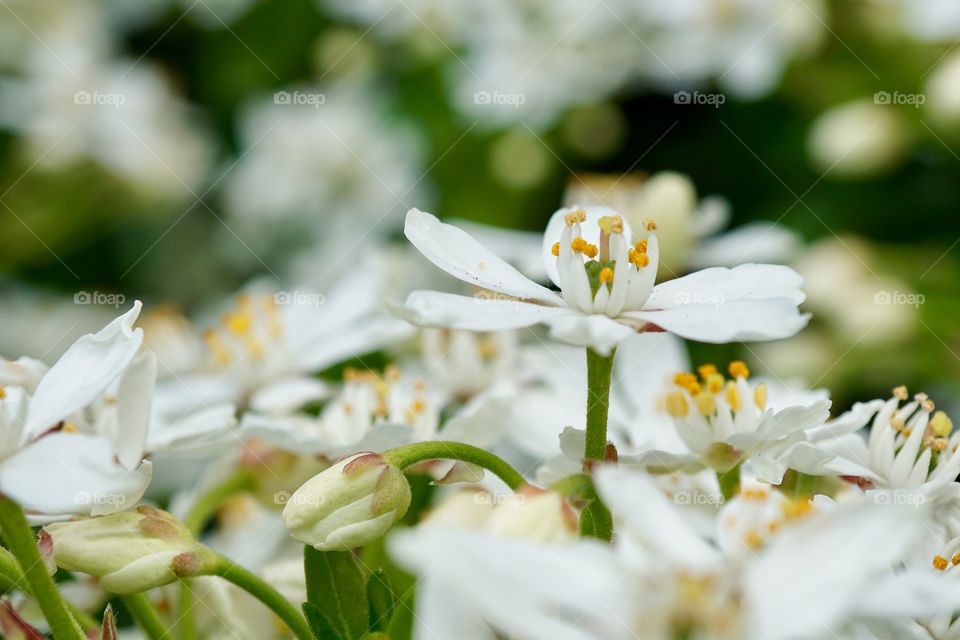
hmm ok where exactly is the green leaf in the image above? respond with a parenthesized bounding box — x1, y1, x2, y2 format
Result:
(385, 589, 416, 640)
(303, 602, 346, 640)
(579, 499, 613, 541)
(304, 547, 370, 640)
(366, 570, 396, 632)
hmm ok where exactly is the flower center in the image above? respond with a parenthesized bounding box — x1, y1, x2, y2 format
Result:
(203, 294, 283, 369)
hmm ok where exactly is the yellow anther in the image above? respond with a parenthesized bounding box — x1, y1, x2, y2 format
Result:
(741, 488, 768, 500)
(695, 393, 716, 416)
(666, 392, 689, 418)
(642, 218, 657, 231)
(782, 498, 813, 521)
(767, 521, 780, 534)
(223, 312, 252, 335)
(934, 555, 949, 571)
(598, 267, 614, 284)
(0, 385, 5, 400)
(728, 361, 750, 379)
(582, 243, 599, 259)
(62, 422, 78, 433)
(922, 398, 936, 412)
(754, 383, 768, 410)
(477, 340, 500, 359)
(698, 364, 717, 379)
(705, 373, 725, 394)
(551, 242, 560, 257)
(952, 553, 960, 566)
(634, 240, 648, 253)
(342, 402, 353, 416)
(344, 367, 359, 382)
(597, 215, 623, 234)
(930, 438, 948, 452)
(385, 364, 401, 382)
(930, 411, 953, 438)
(564, 209, 587, 225)
(890, 418, 906, 432)
(410, 399, 427, 414)
(892, 385, 908, 401)
(203, 329, 232, 366)
(674, 372, 698, 389)
(725, 381, 741, 412)
(570, 237, 588, 253)
(744, 530, 763, 549)
(627, 249, 649, 268)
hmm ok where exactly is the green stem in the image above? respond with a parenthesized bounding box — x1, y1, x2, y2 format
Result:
(210, 554, 313, 640)
(122, 592, 171, 640)
(183, 469, 256, 537)
(0, 545, 97, 632)
(383, 442, 525, 490)
(584, 348, 616, 464)
(0, 497, 85, 640)
(65, 601, 98, 633)
(178, 580, 198, 640)
(717, 465, 741, 502)
(550, 473, 613, 542)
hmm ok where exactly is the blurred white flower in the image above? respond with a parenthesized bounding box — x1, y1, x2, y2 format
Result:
(223, 83, 429, 259)
(396, 207, 809, 355)
(807, 99, 910, 179)
(925, 51, 960, 126)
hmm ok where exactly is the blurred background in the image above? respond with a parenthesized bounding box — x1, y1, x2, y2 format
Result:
(1, 0, 959, 411)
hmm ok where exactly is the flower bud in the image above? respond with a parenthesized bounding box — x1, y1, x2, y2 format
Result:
(282, 453, 411, 551)
(484, 487, 578, 544)
(44, 506, 214, 594)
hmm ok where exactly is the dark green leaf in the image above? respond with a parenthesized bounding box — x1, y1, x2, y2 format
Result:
(304, 547, 370, 640)
(303, 602, 346, 640)
(366, 570, 396, 632)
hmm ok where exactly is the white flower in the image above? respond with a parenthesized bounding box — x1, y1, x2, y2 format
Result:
(420, 328, 518, 400)
(0, 303, 153, 519)
(807, 386, 960, 490)
(390, 467, 960, 640)
(396, 208, 809, 356)
(807, 100, 910, 179)
(634, 361, 831, 482)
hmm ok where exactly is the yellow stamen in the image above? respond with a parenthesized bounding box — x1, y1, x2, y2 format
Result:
(642, 218, 657, 231)
(564, 209, 587, 225)
(634, 240, 648, 253)
(754, 383, 768, 410)
(582, 244, 598, 259)
(597, 215, 623, 234)
(952, 553, 960, 566)
(705, 373, 725, 394)
(385, 365, 401, 382)
(892, 385, 909, 401)
(0, 385, 5, 400)
(741, 488, 768, 500)
(410, 399, 427, 414)
(674, 372, 698, 391)
(342, 403, 353, 415)
(223, 312, 252, 335)
(725, 381, 741, 412)
(728, 361, 750, 379)
(477, 340, 499, 359)
(598, 267, 614, 284)
(62, 422, 78, 433)
(203, 329, 232, 366)
(627, 249, 649, 268)
(930, 438, 948, 452)
(782, 498, 813, 521)
(744, 530, 763, 549)
(930, 411, 953, 438)
(695, 393, 716, 416)
(934, 555, 949, 571)
(571, 237, 588, 253)
(551, 242, 560, 257)
(890, 418, 906, 432)
(666, 392, 689, 418)
(697, 364, 717, 379)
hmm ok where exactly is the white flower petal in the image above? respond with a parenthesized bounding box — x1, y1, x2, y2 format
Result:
(689, 222, 801, 269)
(646, 264, 807, 309)
(113, 350, 157, 470)
(405, 209, 561, 304)
(395, 290, 575, 332)
(627, 298, 810, 344)
(0, 433, 151, 517)
(248, 376, 332, 415)
(24, 302, 144, 439)
(542, 313, 637, 356)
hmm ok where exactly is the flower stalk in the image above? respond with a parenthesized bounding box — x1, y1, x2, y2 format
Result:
(383, 441, 526, 490)
(584, 348, 616, 464)
(0, 497, 85, 640)
(121, 593, 170, 640)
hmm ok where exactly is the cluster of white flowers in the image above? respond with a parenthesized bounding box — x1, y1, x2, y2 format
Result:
(1, 198, 958, 640)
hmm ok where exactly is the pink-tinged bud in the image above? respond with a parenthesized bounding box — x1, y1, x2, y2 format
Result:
(282, 453, 411, 551)
(43, 507, 214, 595)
